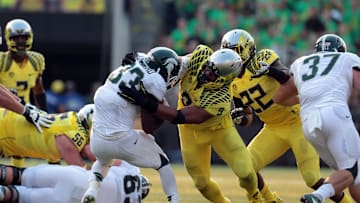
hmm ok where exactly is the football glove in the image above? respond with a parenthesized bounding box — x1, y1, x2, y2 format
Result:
(22, 104, 53, 133)
(251, 61, 270, 79)
(118, 81, 158, 113)
(230, 107, 248, 126)
(121, 52, 136, 66)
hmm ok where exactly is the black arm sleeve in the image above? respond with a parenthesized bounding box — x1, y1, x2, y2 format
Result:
(267, 60, 291, 84)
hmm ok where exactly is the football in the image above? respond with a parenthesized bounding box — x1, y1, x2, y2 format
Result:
(141, 108, 164, 134)
(141, 94, 164, 134)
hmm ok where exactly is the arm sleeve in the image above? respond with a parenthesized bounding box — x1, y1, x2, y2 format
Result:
(267, 60, 291, 84)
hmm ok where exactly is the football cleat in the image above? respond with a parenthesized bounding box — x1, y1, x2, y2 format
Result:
(300, 194, 322, 203)
(267, 192, 284, 203)
(247, 190, 265, 203)
(81, 188, 98, 203)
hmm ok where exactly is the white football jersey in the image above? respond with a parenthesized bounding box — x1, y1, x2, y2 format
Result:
(93, 60, 167, 135)
(291, 52, 360, 115)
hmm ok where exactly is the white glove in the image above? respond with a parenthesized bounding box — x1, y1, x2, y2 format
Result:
(251, 61, 270, 78)
(230, 107, 247, 125)
(22, 104, 53, 133)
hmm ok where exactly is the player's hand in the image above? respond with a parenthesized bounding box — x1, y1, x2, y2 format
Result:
(251, 61, 270, 79)
(22, 104, 53, 133)
(230, 107, 247, 126)
(118, 82, 158, 113)
(121, 52, 136, 66)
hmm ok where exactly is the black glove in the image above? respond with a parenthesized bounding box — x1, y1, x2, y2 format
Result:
(121, 52, 136, 66)
(22, 104, 53, 133)
(118, 82, 158, 113)
(230, 107, 248, 126)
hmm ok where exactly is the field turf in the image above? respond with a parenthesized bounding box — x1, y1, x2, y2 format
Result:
(1, 158, 350, 203)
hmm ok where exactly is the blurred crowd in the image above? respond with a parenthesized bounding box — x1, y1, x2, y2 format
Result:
(158, 0, 360, 67)
(46, 79, 101, 113)
(0, 0, 105, 13)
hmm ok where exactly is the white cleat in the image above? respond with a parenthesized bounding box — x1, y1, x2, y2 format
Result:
(81, 188, 98, 203)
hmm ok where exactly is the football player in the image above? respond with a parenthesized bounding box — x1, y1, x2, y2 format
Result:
(81, 47, 180, 203)
(0, 161, 151, 203)
(0, 104, 96, 169)
(273, 34, 360, 203)
(120, 47, 264, 203)
(1, 19, 48, 167)
(0, 26, 52, 134)
(221, 29, 352, 203)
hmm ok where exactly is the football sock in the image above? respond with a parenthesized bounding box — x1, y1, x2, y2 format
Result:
(158, 165, 179, 203)
(313, 183, 335, 202)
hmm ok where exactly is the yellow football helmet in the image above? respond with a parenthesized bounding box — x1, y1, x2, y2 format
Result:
(198, 48, 243, 89)
(5, 19, 33, 53)
(220, 29, 256, 64)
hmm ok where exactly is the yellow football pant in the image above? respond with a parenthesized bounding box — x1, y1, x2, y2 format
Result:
(179, 125, 258, 202)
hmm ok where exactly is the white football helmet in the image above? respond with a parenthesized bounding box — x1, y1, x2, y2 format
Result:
(77, 104, 95, 130)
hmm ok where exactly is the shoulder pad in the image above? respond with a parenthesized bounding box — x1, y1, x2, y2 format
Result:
(27, 51, 45, 72)
(0, 52, 12, 72)
(256, 49, 279, 65)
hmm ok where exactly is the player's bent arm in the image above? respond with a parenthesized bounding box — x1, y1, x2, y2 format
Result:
(55, 135, 87, 167)
(273, 76, 298, 106)
(80, 144, 96, 162)
(353, 68, 360, 92)
(32, 75, 47, 111)
(155, 104, 213, 124)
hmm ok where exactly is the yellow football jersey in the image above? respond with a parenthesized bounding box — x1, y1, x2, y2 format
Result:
(231, 49, 300, 126)
(177, 45, 233, 130)
(0, 51, 45, 103)
(0, 109, 89, 161)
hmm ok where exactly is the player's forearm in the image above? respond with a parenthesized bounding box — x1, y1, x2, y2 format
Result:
(56, 135, 86, 167)
(154, 104, 212, 124)
(0, 86, 25, 114)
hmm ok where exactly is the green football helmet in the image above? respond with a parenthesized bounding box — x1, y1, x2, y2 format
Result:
(146, 47, 180, 89)
(198, 48, 243, 89)
(220, 29, 256, 64)
(5, 19, 33, 54)
(314, 34, 347, 52)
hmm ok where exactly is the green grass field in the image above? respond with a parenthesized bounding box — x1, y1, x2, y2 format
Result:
(1, 159, 350, 203)
(141, 164, 349, 203)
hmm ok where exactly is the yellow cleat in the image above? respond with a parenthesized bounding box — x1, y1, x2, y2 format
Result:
(266, 192, 284, 203)
(247, 190, 265, 203)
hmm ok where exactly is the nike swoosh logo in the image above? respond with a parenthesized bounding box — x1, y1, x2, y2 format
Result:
(134, 139, 138, 145)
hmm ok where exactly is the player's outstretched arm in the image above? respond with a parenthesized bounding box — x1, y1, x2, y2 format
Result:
(273, 76, 298, 106)
(55, 135, 90, 168)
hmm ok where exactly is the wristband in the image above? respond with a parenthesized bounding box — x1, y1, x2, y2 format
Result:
(171, 110, 186, 124)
